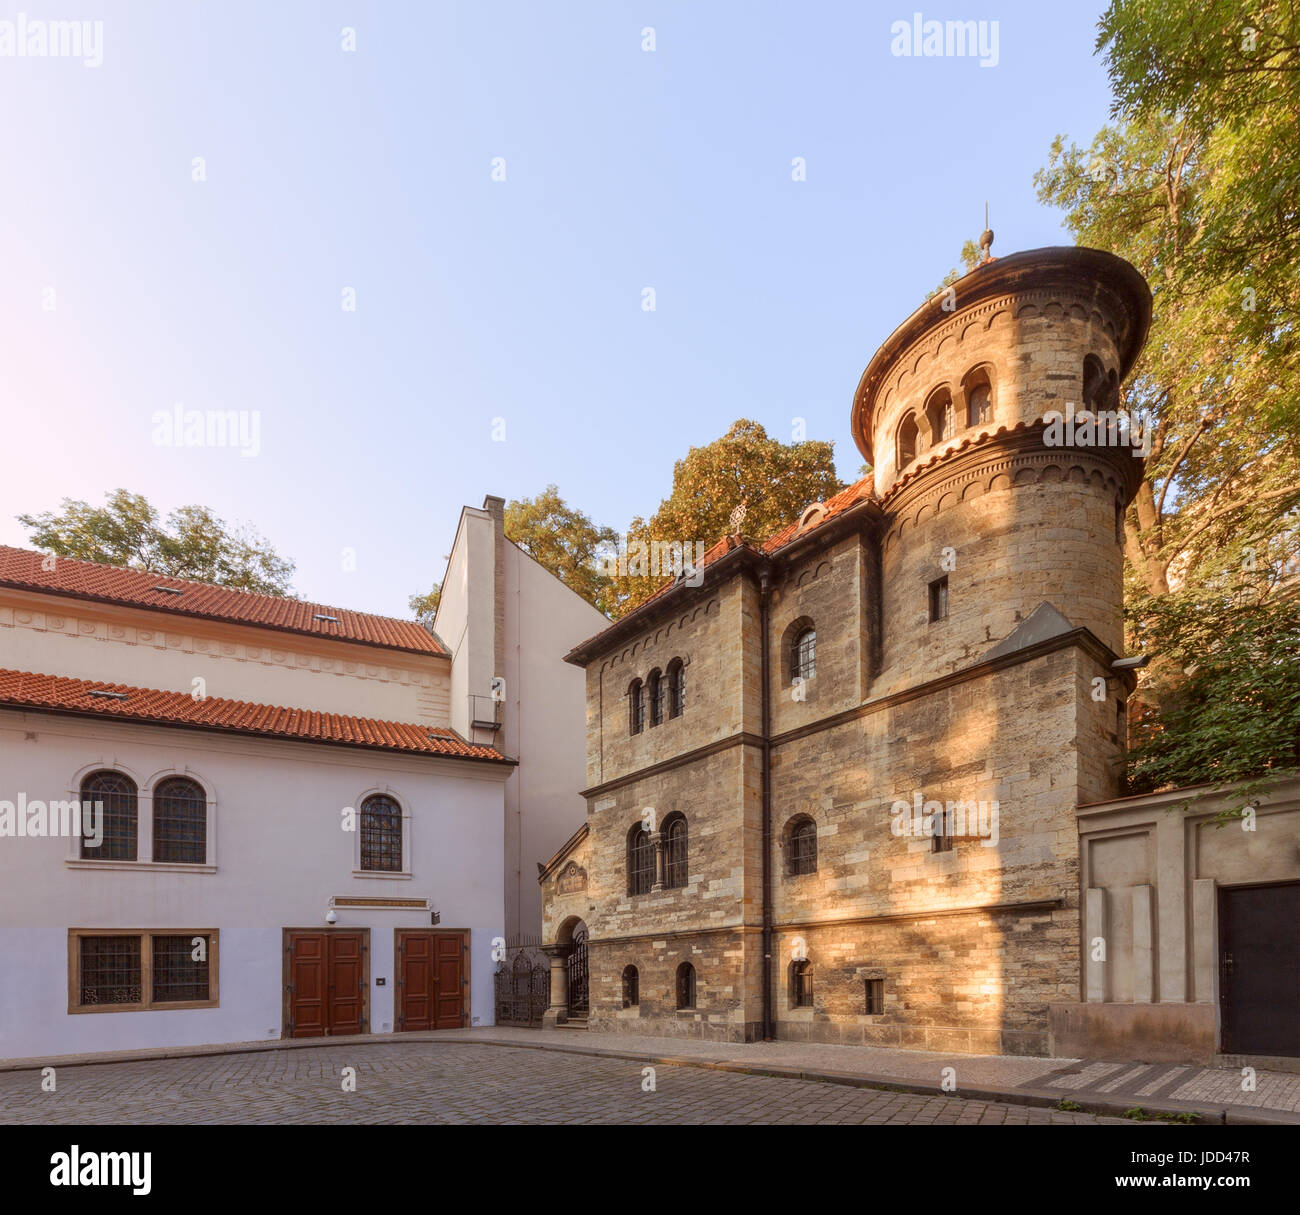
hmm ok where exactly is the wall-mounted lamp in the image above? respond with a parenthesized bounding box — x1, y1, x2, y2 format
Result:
(325, 909, 337, 925)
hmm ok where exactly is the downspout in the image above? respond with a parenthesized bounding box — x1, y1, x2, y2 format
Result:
(759, 563, 775, 1041)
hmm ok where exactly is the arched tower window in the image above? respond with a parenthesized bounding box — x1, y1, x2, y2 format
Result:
(666, 658, 686, 719)
(152, 776, 207, 865)
(925, 387, 954, 444)
(360, 794, 403, 872)
(627, 823, 654, 895)
(676, 962, 697, 1010)
(1082, 354, 1108, 410)
(628, 679, 645, 735)
(663, 813, 688, 889)
(897, 411, 919, 469)
(80, 770, 138, 860)
(786, 816, 817, 875)
(964, 366, 994, 427)
(622, 965, 639, 1008)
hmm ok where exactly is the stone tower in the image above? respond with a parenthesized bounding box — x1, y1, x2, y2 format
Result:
(851, 246, 1151, 699)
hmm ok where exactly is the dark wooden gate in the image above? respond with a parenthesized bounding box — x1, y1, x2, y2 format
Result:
(566, 922, 589, 1015)
(285, 930, 368, 1038)
(1220, 881, 1300, 1056)
(493, 940, 549, 1027)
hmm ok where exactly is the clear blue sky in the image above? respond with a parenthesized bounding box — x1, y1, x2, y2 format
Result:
(0, 0, 1115, 619)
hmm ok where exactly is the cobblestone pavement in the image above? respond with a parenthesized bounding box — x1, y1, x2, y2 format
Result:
(0, 1042, 1133, 1125)
(1025, 1059, 1300, 1113)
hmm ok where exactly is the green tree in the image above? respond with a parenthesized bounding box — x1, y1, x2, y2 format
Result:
(408, 584, 441, 627)
(1035, 0, 1300, 794)
(609, 419, 844, 614)
(18, 489, 295, 595)
(504, 486, 621, 618)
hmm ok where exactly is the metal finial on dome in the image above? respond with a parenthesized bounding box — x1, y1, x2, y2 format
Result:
(979, 201, 994, 264)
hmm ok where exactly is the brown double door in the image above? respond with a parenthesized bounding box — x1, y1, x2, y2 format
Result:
(397, 930, 467, 1031)
(1220, 881, 1300, 1057)
(286, 930, 368, 1038)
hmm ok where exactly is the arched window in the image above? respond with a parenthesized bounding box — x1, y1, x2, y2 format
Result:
(152, 776, 206, 864)
(80, 770, 137, 860)
(964, 367, 993, 427)
(792, 627, 816, 683)
(925, 387, 954, 445)
(676, 962, 696, 1010)
(787, 816, 817, 875)
(897, 411, 919, 468)
(627, 823, 655, 895)
(666, 658, 686, 719)
(663, 813, 688, 889)
(1082, 354, 1108, 410)
(622, 965, 639, 1008)
(629, 679, 645, 735)
(360, 794, 403, 872)
(790, 959, 814, 1008)
(647, 669, 664, 727)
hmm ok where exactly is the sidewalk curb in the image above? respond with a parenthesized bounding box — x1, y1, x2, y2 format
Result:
(4, 1031, 1297, 1126)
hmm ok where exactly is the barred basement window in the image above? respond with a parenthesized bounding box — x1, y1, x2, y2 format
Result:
(152, 776, 207, 864)
(360, 794, 403, 872)
(676, 962, 697, 1010)
(790, 959, 814, 1008)
(622, 965, 639, 1008)
(928, 576, 949, 622)
(80, 770, 137, 860)
(70, 930, 219, 1013)
(664, 814, 688, 889)
(627, 824, 654, 895)
(152, 934, 212, 1003)
(787, 816, 817, 875)
(864, 978, 884, 1016)
(79, 934, 141, 1006)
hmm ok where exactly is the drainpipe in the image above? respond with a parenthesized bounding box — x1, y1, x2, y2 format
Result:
(759, 563, 774, 1041)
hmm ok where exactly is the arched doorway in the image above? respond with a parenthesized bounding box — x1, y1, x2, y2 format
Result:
(566, 921, 589, 1016)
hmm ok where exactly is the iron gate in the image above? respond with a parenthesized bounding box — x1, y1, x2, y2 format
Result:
(493, 939, 549, 1028)
(566, 922, 589, 1015)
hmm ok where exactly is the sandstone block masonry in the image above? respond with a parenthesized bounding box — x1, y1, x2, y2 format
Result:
(543, 247, 1152, 1054)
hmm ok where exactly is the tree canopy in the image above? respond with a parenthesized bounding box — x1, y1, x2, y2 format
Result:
(18, 489, 295, 596)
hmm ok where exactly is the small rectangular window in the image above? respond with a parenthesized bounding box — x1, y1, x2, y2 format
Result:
(864, 978, 884, 1016)
(928, 576, 949, 622)
(931, 808, 954, 853)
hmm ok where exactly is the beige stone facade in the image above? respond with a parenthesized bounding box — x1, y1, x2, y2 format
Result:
(542, 247, 1160, 1055)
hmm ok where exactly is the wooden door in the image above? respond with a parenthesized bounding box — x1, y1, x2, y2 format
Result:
(286, 930, 368, 1038)
(1220, 882, 1300, 1057)
(397, 930, 466, 1031)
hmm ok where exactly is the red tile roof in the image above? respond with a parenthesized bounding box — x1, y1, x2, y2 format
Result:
(0, 668, 510, 763)
(0, 546, 446, 658)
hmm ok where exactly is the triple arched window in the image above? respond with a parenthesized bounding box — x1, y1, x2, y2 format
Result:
(628, 659, 686, 735)
(896, 364, 998, 469)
